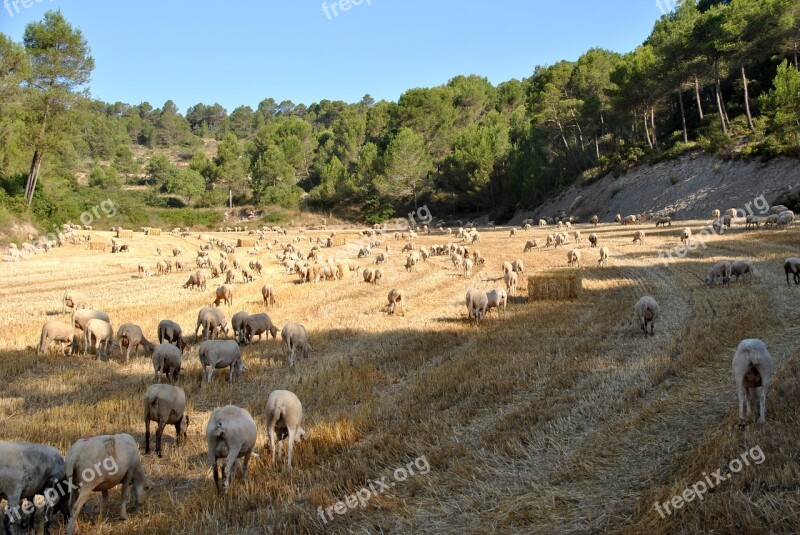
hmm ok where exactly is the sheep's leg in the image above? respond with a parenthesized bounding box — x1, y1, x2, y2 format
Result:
(212, 460, 221, 495)
(156, 420, 166, 457)
(756, 386, 767, 424)
(223, 450, 239, 493)
(241, 451, 252, 484)
(67, 483, 97, 535)
(118, 474, 131, 520)
(268, 426, 277, 463)
(144, 418, 151, 454)
(206, 367, 214, 384)
(287, 429, 295, 468)
(4, 491, 22, 535)
(744, 386, 753, 421)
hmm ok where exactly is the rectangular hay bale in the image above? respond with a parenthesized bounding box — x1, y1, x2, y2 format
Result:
(146, 228, 161, 236)
(116, 229, 133, 238)
(237, 238, 257, 247)
(331, 237, 346, 247)
(89, 241, 106, 251)
(528, 270, 582, 301)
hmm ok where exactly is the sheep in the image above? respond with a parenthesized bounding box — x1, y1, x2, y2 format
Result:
(732, 339, 774, 426)
(38, 320, 80, 355)
(632, 230, 645, 245)
(386, 289, 405, 315)
(230, 311, 250, 341)
(152, 343, 182, 383)
(680, 227, 692, 245)
(0, 442, 70, 535)
(706, 260, 732, 286)
(566, 249, 581, 267)
(783, 257, 800, 286)
(362, 267, 375, 283)
(374, 252, 388, 265)
(265, 390, 306, 468)
(634, 296, 660, 336)
(590, 215, 599, 226)
(655, 216, 672, 227)
(722, 215, 732, 228)
(405, 254, 418, 272)
(62, 290, 90, 314)
(206, 405, 257, 495)
(84, 318, 114, 358)
(144, 384, 189, 457)
(172, 246, 182, 257)
(777, 212, 794, 228)
(622, 215, 636, 225)
(764, 214, 779, 228)
(183, 271, 207, 291)
(241, 268, 255, 283)
(523, 239, 539, 252)
(598, 247, 609, 267)
(281, 323, 312, 368)
(240, 314, 279, 345)
(770, 205, 789, 215)
(504, 270, 519, 297)
(117, 323, 155, 363)
(730, 260, 754, 283)
(713, 209, 721, 219)
(614, 214, 622, 223)
(465, 288, 488, 325)
(195, 307, 229, 340)
(225, 269, 238, 285)
(588, 233, 598, 247)
(463, 258, 474, 278)
(64, 434, 145, 535)
(214, 284, 234, 307)
(373, 268, 384, 285)
(745, 215, 760, 230)
(485, 288, 507, 318)
(157, 319, 186, 352)
(198, 340, 245, 383)
(511, 259, 525, 274)
(509, 228, 516, 238)
(71, 308, 110, 333)
(554, 233, 567, 248)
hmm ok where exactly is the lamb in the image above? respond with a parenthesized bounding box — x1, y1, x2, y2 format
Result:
(195, 307, 229, 340)
(84, 318, 114, 358)
(206, 405, 257, 495)
(152, 343, 183, 383)
(264, 390, 306, 468)
(706, 260, 732, 286)
(144, 384, 189, 457)
(680, 227, 692, 245)
(214, 284, 234, 307)
(198, 340, 245, 383)
(523, 239, 539, 252)
(281, 323, 312, 368)
(157, 319, 186, 352)
(62, 290, 90, 314)
(783, 257, 800, 285)
(64, 434, 146, 535)
(117, 323, 155, 363)
(0, 441, 70, 534)
(598, 247, 609, 267)
(465, 288, 488, 325)
(730, 260, 753, 282)
(504, 270, 519, 297)
(632, 230, 645, 244)
(567, 249, 581, 267)
(634, 296, 660, 336)
(588, 233, 598, 247)
(463, 257, 474, 278)
(485, 288, 507, 318)
(38, 320, 80, 355)
(183, 271, 207, 291)
(386, 288, 405, 315)
(230, 311, 250, 341)
(732, 339, 774, 426)
(71, 309, 110, 332)
(240, 313, 279, 344)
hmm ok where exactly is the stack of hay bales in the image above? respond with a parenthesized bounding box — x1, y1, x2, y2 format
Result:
(331, 236, 347, 247)
(146, 228, 161, 236)
(116, 229, 133, 238)
(89, 241, 106, 251)
(237, 238, 256, 247)
(528, 270, 582, 301)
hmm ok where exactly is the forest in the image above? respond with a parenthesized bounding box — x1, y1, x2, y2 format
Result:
(0, 0, 798, 232)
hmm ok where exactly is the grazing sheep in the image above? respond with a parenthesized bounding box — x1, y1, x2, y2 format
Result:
(0, 442, 70, 535)
(764, 214, 779, 228)
(157, 320, 186, 352)
(386, 289, 405, 315)
(465, 288, 488, 325)
(523, 239, 539, 252)
(713, 209, 721, 219)
(731, 260, 754, 282)
(588, 233, 598, 247)
(38, 320, 80, 355)
(225, 269, 237, 285)
(485, 288, 507, 318)
(745, 215, 760, 230)
(62, 290, 90, 314)
(504, 270, 519, 297)
(777, 212, 794, 228)
(230, 311, 250, 341)
(770, 205, 789, 215)
(152, 343, 183, 383)
(632, 230, 645, 245)
(706, 260, 733, 286)
(265, 390, 306, 468)
(783, 257, 800, 286)
(198, 340, 244, 383)
(511, 259, 525, 275)
(732, 339, 774, 426)
(117, 323, 155, 363)
(214, 284, 234, 307)
(722, 215, 732, 228)
(615, 214, 622, 223)
(71, 309, 110, 333)
(590, 215, 599, 226)
(183, 271, 207, 291)
(655, 216, 672, 227)
(172, 247, 182, 257)
(634, 296, 660, 336)
(84, 318, 114, 358)
(598, 247, 609, 267)
(463, 258, 474, 278)
(373, 268, 384, 285)
(64, 434, 145, 535)
(362, 267, 375, 283)
(144, 384, 189, 457)
(195, 307, 229, 340)
(240, 314, 279, 345)
(680, 227, 692, 245)
(567, 249, 581, 267)
(622, 215, 636, 225)
(206, 405, 257, 495)
(281, 323, 311, 368)
(509, 228, 516, 238)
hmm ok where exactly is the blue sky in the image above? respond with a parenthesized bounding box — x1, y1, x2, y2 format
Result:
(0, 0, 668, 113)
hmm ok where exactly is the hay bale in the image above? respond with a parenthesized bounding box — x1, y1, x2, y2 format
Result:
(528, 270, 582, 301)
(116, 229, 133, 238)
(89, 241, 106, 251)
(331, 237, 346, 247)
(237, 238, 256, 247)
(146, 228, 161, 236)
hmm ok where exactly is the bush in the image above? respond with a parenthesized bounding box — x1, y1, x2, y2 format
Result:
(773, 191, 800, 213)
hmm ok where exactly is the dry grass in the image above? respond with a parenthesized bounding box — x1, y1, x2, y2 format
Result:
(2, 219, 800, 534)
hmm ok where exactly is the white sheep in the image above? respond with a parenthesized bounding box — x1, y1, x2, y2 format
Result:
(84, 318, 114, 359)
(198, 340, 245, 383)
(152, 343, 182, 383)
(144, 384, 189, 457)
(598, 247, 609, 267)
(567, 249, 581, 267)
(731, 260, 753, 282)
(465, 289, 488, 325)
(485, 289, 507, 318)
(386, 288, 405, 315)
(523, 239, 539, 252)
(706, 260, 732, 286)
(62, 290, 90, 314)
(262, 284, 276, 307)
(117, 323, 155, 363)
(206, 405, 257, 495)
(504, 270, 519, 297)
(732, 339, 774, 426)
(634, 296, 660, 336)
(632, 230, 645, 245)
(265, 390, 306, 468)
(38, 320, 80, 355)
(281, 323, 312, 367)
(463, 257, 474, 278)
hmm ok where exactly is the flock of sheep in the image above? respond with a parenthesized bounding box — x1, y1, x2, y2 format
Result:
(3, 202, 793, 534)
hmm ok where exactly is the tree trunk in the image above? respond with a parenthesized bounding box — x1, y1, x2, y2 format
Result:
(695, 77, 704, 120)
(25, 148, 44, 207)
(595, 135, 600, 159)
(412, 183, 418, 212)
(651, 108, 659, 151)
(717, 78, 731, 131)
(643, 109, 653, 149)
(678, 86, 689, 143)
(741, 66, 755, 131)
(715, 79, 728, 134)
